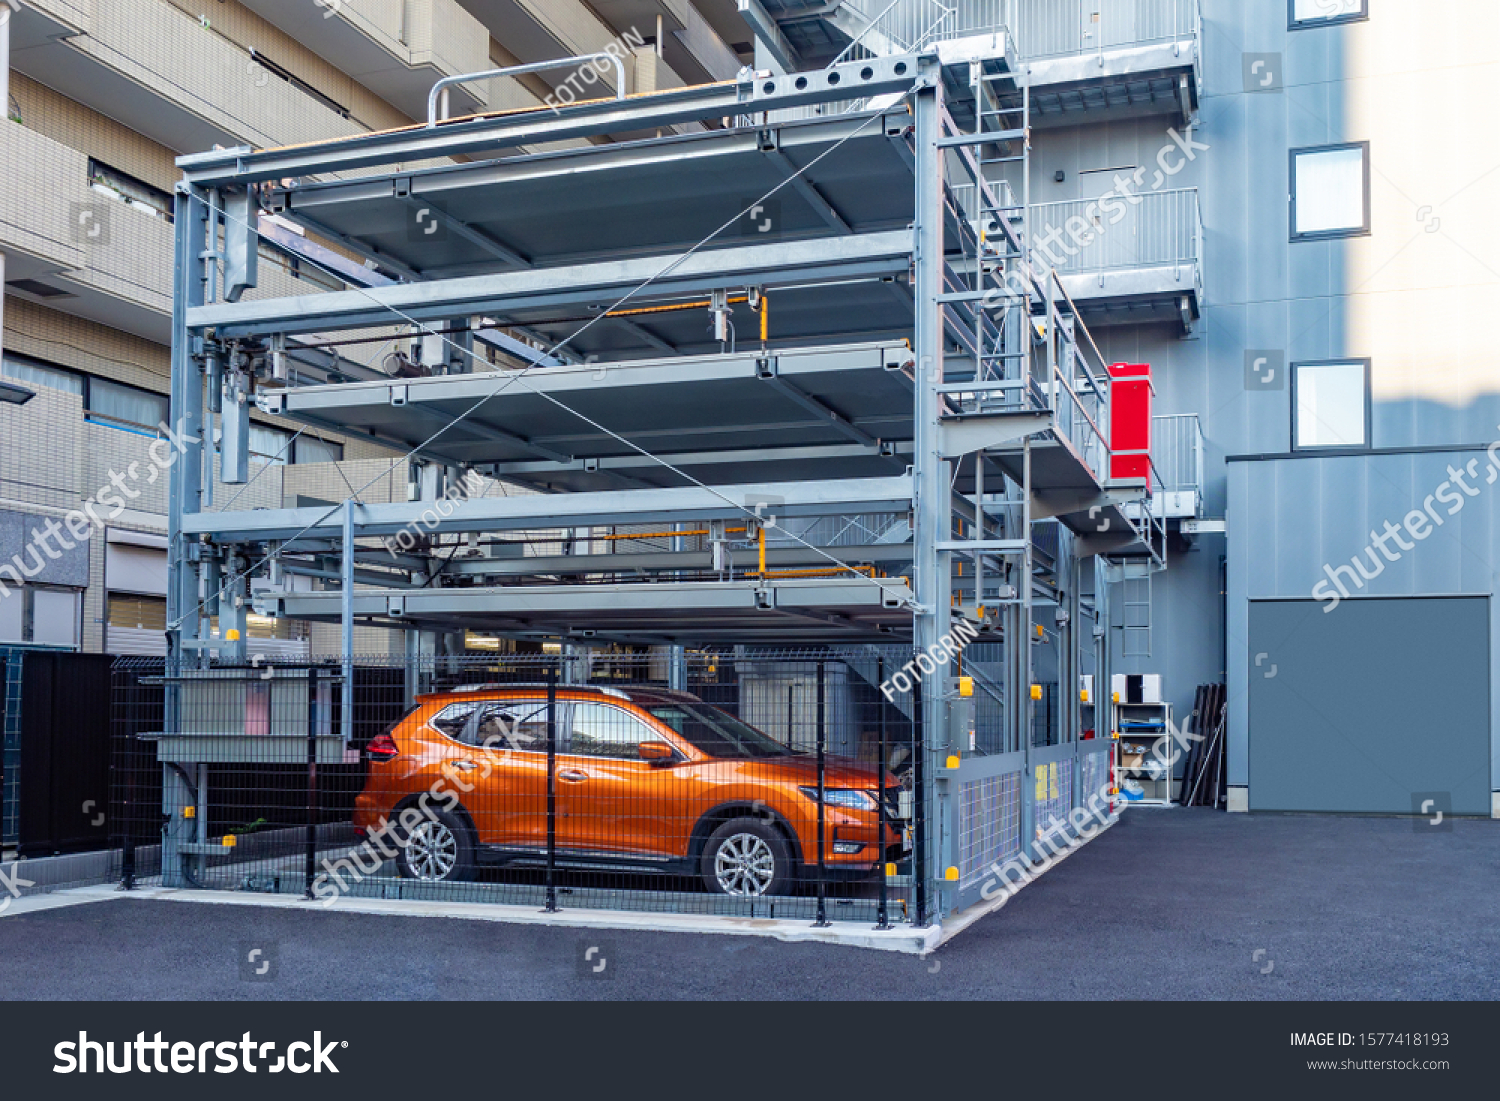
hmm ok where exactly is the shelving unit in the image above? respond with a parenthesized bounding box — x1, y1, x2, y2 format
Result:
(1113, 692, 1173, 807)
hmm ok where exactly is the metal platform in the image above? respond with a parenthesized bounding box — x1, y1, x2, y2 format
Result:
(265, 342, 917, 490)
(261, 576, 924, 645)
(267, 110, 919, 280)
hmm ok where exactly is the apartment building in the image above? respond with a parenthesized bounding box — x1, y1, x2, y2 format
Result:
(0, 0, 751, 656)
(736, 0, 1498, 817)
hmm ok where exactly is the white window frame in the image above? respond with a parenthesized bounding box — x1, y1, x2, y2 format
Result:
(1291, 142, 1371, 240)
(1292, 359, 1371, 451)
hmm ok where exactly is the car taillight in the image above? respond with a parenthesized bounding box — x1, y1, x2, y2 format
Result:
(366, 734, 399, 762)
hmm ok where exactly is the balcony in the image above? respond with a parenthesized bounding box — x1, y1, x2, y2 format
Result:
(752, 0, 1199, 124)
(1019, 0, 1201, 126)
(1030, 187, 1202, 331)
(236, 0, 493, 123)
(0, 120, 328, 342)
(591, 0, 744, 84)
(10, 0, 368, 156)
(1147, 413, 1202, 520)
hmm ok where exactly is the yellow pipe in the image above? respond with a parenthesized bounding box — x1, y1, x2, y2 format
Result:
(597, 525, 747, 541)
(760, 293, 769, 344)
(758, 525, 766, 575)
(752, 566, 876, 579)
(608, 295, 747, 319)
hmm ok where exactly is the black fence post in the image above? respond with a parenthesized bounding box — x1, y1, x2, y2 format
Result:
(913, 668, 927, 927)
(875, 655, 889, 930)
(304, 666, 318, 900)
(544, 659, 558, 913)
(119, 667, 135, 890)
(814, 660, 828, 927)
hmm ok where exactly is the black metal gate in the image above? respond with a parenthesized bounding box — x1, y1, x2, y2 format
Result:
(112, 650, 924, 925)
(17, 651, 113, 857)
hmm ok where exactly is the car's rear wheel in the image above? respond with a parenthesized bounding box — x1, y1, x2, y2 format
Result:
(395, 808, 475, 882)
(702, 818, 793, 896)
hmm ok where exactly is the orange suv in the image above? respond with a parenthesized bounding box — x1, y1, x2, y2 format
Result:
(355, 684, 907, 896)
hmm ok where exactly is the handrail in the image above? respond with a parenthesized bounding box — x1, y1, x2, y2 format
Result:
(1052, 364, 1108, 462)
(1051, 271, 1112, 397)
(828, 0, 909, 67)
(427, 53, 628, 126)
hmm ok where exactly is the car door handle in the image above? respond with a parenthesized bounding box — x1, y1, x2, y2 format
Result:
(447, 760, 477, 772)
(557, 769, 589, 783)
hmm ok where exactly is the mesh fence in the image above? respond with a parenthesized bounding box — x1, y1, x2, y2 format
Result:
(112, 650, 923, 926)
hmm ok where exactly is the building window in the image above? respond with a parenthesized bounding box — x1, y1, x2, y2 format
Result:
(248, 424, 293, 466)
(88, 159, 173, 222)
(88, 377, 170, 434)
(1294, 360, 1369, 450)
(247, 426, 343, 465)
(294, 435, 343, 464)
(31, 588, 80, 647)
(2, 353, 174, 435)
(1291, 143, 1370, 239)
(1289, 0, 1367, 28)
(1, 353, 84, 397)
(108, 594, 166, 634)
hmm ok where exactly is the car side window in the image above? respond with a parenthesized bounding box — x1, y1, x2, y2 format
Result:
(568, 703, 661, 760)
(470, 701, 551, 752)
(429, 702, 480, 741)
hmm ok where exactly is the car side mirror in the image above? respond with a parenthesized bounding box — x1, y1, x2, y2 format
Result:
(638, 740, 675, 764)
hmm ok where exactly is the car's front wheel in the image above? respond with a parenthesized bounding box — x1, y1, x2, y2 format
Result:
(701, 818, 794, 896)
(394, 808, 475, 882)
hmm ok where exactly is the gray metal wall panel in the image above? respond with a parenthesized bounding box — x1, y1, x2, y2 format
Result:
(1019, 1, 1500, 790)
(1230, 450, 1500, 797)
(1248, 596, 1490, 814)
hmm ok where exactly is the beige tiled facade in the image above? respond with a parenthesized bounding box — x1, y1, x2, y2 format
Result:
(0, 0, 745, 653)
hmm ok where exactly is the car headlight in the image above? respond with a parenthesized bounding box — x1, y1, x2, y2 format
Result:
(798, 787, 877, 811)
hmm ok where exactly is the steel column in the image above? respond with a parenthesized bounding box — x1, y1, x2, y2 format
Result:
(341, 499, 355, 743)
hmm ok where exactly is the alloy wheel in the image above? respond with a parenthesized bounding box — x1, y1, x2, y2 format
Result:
(714, 832, 776, 895)
(406, 820, 458, 880)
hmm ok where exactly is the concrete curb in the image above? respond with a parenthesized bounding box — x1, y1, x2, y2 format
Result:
(61, 884, 945, 954)
(7, 814, 1118, 952)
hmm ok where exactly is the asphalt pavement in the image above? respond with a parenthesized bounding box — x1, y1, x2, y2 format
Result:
(3, 808, 1497, 999)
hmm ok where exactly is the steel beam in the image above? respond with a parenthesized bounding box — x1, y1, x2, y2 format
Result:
(175, 54, 948, 187)
(185, 476, 915, 542)
(393, 192, 531, 269)
(737, 0, 800, 73)
(189, 231, 914, 338)
(437, 542, 915, 576)
(485, 439, 914, 480)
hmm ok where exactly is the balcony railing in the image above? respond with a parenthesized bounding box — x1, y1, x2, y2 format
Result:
(1028, 187, 1201, 280)
(1152, 414, 1202, 496)
(832, 0, 1014, 65)
(1148, 413, 1202, 518)
(1015, 0, 1201, 60)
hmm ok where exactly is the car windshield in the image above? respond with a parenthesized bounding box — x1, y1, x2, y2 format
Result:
(643, 703, 791, 759)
